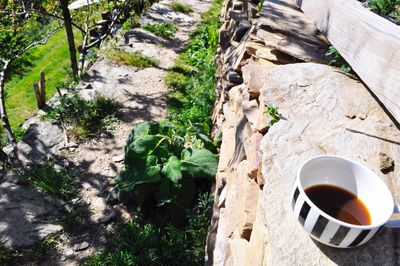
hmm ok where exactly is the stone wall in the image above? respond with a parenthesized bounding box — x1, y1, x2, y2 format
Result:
(207, 0, 400, 265)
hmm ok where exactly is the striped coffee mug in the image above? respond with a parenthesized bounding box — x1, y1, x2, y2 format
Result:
(292, 155, 399, 248)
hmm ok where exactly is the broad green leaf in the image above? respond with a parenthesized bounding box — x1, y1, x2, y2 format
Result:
(125, 135, 161, 164)
(116, 155, 161, 191)
(181, 148, 217, 179)
(161, 156, 182, 183)
(126, 121, 159, 145)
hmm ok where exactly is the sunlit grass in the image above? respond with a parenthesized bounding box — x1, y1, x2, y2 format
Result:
(5, 29, 80, 128)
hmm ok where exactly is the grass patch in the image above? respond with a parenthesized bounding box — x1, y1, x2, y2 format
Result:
(85, 193, 212, 266)
(142, 22, 177, 39)
(170, 1, 193, 13)
(103, 45, 158, 68)
(22, 163, 77, 201)
(368, 0, 400, 16)
(4, 29, 80, 128)
(165, 0, 221, 136)
(48, 93, 119, 139)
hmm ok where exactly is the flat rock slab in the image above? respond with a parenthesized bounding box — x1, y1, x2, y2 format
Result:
(11, 121, 64, 165)
(119, 29, 178, 69)
(260, 63, 400, 264)
(0, 181, 62, 248)
(80, 59, 167, 122)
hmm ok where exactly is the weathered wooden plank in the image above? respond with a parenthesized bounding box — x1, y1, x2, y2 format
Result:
(256, 0, 330, 63)
(295, 0, 400, 123)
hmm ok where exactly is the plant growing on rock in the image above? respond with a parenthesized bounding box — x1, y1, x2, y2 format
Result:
(257, 1, 264, 15)
(48, 92, 119, 139)
(103, 45, 158, 68)
(325, 46, 352, 73)
(264, 104, 281, 126)
(142, 22, 177, 39)
(170, 1, 193, 14)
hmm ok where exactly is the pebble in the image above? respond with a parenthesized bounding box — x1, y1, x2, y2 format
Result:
(112, 154, 124, 162)
(73, 241, 90, 251)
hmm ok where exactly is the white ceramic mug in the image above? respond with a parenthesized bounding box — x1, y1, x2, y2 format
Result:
(291, 155, 399, 248)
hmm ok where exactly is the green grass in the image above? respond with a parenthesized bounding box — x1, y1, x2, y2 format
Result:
(165, 0, 222, 136)
(22, 163, 77, 201)
(170, 2, 193, 13)
(103, 45, 158, 68)
(47, 92, 120, 139)
(142, 22, 178, 39)
(5, 29, 80, 128)
(85, 193, 213, 266)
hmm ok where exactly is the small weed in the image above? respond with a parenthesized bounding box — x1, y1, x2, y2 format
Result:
(170, 2, 193, 13)
(325, 46, 352, 73)
(104, 45, 158, 68)
(368, 0, 399, 16)
(22, 163, 77, 201)
(142, 22, 177, 39)
(121, 12, 141, 31)
(48, 93, 119, 139)
(257, 1, 263, 14)
(264, 104, 281, 126)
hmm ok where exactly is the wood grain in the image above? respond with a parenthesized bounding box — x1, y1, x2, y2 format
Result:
(256, 0, 330, 63)
(295, 0, 400, 123)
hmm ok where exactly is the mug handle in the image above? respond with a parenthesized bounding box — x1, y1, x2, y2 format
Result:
(385, 205, 400, 228)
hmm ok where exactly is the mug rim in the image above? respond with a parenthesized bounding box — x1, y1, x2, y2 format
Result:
(296, 154, 394, 230)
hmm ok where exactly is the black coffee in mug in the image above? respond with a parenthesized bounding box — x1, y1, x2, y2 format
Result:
(305, 184, 371, 225)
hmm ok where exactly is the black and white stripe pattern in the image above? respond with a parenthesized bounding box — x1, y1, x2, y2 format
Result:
(292, 187, 380, 248)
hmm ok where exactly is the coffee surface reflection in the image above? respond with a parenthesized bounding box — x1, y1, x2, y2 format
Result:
(305, 184, 371, 225)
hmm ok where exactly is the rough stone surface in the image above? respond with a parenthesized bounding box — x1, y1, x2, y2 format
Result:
(0, 181, 62, 248)
(260, 63, 400, 265)
(241, 59, 278, 97)
(11, 121, 64, 165)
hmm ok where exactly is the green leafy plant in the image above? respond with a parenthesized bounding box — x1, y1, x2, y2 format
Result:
(48, 93, 119, 139)
(22, 163, 77, 201)
(170, 1, 193, 13)
(116, 121, 217, 213)
(325, 46, 352, 73)
(264, 104, 281, 126)
(142, 22, 178, 39)
(368, 0, 399, 16)
(103, 45, 158, 68)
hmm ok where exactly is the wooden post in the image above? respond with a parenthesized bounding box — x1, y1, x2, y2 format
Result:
(33, 82, 42, 109)
(39, 70, 46, 107)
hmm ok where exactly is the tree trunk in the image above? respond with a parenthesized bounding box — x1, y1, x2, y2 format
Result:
(0, 61, 16, 144)
(60, 0, 79, 77)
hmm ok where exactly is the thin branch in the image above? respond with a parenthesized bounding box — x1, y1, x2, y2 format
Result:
(13, 26, 62, 61)
(0, 8, 86, 34)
